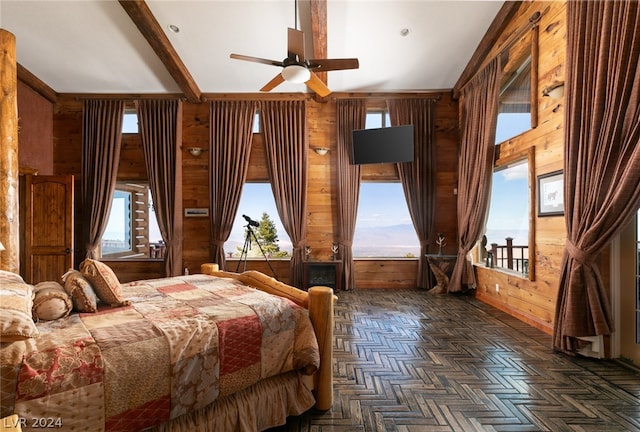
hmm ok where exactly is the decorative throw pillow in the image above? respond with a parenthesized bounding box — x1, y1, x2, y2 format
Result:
(62, 269, 99, 313)
(80, 259, 130, 307)
(32, 281, 73, 321)
(0, 271, 39, 341)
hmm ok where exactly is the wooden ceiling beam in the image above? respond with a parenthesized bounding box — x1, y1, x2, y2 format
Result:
(309, 0, 328, 85)
(452, 1, 522, 97)
(17, 64, 58, 103)
(119, 0, 202, 103)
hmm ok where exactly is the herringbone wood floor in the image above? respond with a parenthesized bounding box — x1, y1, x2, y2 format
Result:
(271, 289, 640, 432)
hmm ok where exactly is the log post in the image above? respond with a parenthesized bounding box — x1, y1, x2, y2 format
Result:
(0, 29, 20, 273)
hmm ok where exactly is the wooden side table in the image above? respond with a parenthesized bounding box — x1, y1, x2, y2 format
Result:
(426, 254, 457, 294)
(303, 261, 342, 292)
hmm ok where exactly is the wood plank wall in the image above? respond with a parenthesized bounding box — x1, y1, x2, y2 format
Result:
(51, 91, 458, 289)
(472, 1, 567, 335)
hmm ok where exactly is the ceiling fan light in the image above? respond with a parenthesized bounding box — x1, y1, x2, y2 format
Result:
(281, 65, 310, 83)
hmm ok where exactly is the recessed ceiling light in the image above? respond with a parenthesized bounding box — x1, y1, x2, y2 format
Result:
(168, 24, 180, 34)
(400, 28, 410, 37)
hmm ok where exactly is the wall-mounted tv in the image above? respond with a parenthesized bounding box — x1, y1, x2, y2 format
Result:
(351, 124, 414, 165)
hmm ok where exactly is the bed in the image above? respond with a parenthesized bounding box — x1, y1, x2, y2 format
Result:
(0, 262, 335, 432)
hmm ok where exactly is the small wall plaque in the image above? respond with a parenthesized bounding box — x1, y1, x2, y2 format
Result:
(184, 208, 209, 217)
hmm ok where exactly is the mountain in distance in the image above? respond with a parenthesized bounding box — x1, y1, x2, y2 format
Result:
(353, 223, 420, 257)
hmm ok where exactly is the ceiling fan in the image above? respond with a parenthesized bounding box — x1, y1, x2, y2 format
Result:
(230, 27, 359, 97)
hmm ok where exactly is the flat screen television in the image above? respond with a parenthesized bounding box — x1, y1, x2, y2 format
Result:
(351, 124, 414, 165)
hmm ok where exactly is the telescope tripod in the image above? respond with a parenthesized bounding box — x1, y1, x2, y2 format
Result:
(235, 223, 278, 278)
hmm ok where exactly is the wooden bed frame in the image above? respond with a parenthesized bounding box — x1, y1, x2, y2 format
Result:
(200, 264, 336, 412)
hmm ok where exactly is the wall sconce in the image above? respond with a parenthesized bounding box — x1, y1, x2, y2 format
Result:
(542, 82, 565, 99)
(0, 241, 4, 252)
(188, 147, 204, 157)
(314, 147, 329, 156)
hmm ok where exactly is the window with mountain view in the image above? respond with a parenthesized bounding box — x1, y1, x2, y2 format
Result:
(352, 111, 420, 258)
(100, 111, 163, 259)
(101, 182, 163, 259)
(223, 183, 292, 260)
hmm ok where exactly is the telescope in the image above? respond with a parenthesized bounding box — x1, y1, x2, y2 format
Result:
(242, 214, 259, 227)
(237, 214, 277, 278)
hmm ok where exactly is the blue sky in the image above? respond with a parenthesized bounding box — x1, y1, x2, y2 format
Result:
(225, 182, 418, 254)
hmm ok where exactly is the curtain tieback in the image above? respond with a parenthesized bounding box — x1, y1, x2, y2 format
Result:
(565, 239, 593, 264)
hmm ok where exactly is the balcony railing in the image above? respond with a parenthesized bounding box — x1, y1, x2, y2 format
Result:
(487, 237, 529, 276)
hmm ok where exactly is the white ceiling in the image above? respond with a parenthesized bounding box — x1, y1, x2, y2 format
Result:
(0, 0, 505, 96)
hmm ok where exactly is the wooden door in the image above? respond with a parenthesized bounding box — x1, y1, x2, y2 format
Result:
(23, 174, 74, 284)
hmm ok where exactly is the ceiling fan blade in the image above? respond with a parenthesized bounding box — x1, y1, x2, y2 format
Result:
(287, 28, 305, 61)
(308, 58, 360, 71)
(260, 73, 286, 92)
(305, 72, 331, 97)
(230, 54, 283, 67)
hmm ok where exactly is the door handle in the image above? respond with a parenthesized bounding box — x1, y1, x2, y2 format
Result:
(65, 248, 71, 254)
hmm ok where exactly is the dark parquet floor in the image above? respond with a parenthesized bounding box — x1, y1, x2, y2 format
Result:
(271, 289, 640, 432)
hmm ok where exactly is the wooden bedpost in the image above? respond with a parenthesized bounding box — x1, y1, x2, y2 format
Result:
(200, 264, 335, 411)
(307, 286, 334, 411)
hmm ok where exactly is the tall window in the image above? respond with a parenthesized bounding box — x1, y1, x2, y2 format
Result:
(353, 111, 420, 258)
(122, 109, 139, 133)
(484, 159, 530, 275)
(223, 183, 292, 259)
(495, 26, 537, 145)
(496, 56, 532, 143)
(100, 111, 162, 259)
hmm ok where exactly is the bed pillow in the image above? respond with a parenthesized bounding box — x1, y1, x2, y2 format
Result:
(80, 259, 130, 307)
(62, 269, 99, 313)
(32, 281, 72, 321)
(0, 270, 39, 341)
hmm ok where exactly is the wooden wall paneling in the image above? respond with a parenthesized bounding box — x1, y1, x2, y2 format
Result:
(226, 259, 291, 285)
(354, 259, 418, 289)
(473, 1, 566, 331)
(305, 98, 337, 261)
(182, 101, 211, 273)
(104, 259, 163, 283)
(118, 134, 146, 180)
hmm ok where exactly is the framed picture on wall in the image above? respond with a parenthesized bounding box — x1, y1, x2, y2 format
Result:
(538, 170, 564, 216)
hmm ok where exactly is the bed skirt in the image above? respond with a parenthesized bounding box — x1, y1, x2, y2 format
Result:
(149, 371, 315, 432)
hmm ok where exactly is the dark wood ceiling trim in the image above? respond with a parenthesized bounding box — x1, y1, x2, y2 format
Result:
(60, 93, 185, 101)
(119, 0, 202, 103)
(309, 0, 328, 85)
(452, 1, 522, 98)
(17, 64, 58, 103)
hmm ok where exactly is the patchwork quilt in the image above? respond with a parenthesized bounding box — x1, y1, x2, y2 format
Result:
(0, 274, 320, 431)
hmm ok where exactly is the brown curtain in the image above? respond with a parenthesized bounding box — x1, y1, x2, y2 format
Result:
(449, 57, 501, 293)
(260, 100, 308, 288)
(387, 98, 438, 289)
(81, 99, 124, 259)
(136, 99, 183, 277)
(336, 99, 366, 290)
(553, 1, 640, 353)
(209, 100, 258, 270)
